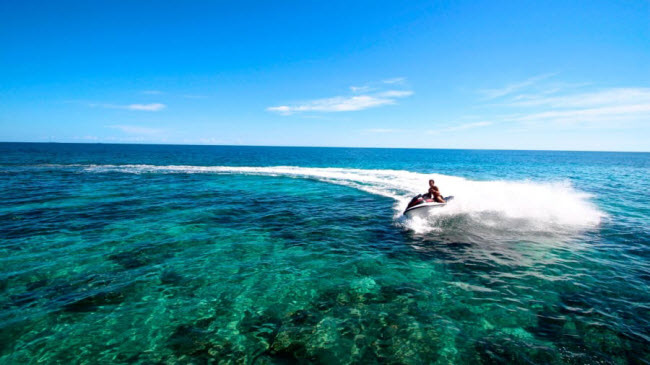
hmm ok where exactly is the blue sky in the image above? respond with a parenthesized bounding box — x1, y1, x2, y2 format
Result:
(1, 1, 649, 151)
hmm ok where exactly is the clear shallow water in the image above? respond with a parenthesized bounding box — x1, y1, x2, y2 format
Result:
(0, 143, 648, 364)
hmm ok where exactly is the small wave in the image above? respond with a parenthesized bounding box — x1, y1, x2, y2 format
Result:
(35, 164, 605, 234)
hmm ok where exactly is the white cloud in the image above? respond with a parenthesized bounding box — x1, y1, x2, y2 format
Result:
(510, 104, 650, 125)
(91, 103, 166, 111)
(350, 77, 406, 93)
(495, 87, 650, 126)
(382, 77, 406, 85)
(480, 73, 556, 99)
(267, 92, 412, 115)
(350, 85, 374, 93)
(476, 74, 650, 129)
(506, 88, 650, 109)
(108, 125, 165, 135)
(376, 90, 413, 98)
(267, 105, 292, 114)
(268, 80, 413, 115)
(268, 95, 396, 114)
(125, 103, 166, 111)
(509, 82, 592, 103)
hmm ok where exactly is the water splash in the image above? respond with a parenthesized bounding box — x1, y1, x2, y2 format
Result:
(46, 164, 605, 234)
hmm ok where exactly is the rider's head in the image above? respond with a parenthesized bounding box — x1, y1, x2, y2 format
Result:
(429, 179, 435, 187)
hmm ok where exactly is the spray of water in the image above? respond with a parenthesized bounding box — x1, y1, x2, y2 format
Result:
(72, 164, 604, 235)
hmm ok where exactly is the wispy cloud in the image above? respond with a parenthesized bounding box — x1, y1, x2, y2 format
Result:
(509, 103, 650, 125)
(496, 87, 650, 126)
(268, 79, 412, 115)
(376, 90, 413, 98)
(350, 85, 374, 93)
(126, 103, 166, 111)
(267, 95, 398, 114)
(505, 88, 650, 109)
(382, 77, 406, 85)
(508, 81, 592, 103)
(108, 125, 165, 135)
(91, 103, 166, 111)
(476, 73, 650, 129)
(480, 73, 556, 99)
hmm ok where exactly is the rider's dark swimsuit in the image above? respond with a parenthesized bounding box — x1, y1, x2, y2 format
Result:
(429, 187, 445, 203)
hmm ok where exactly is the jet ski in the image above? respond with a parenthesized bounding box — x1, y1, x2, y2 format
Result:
(403, 195, 454, 218)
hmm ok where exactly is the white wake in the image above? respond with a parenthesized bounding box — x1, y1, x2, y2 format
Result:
(77, 164, 605, 234)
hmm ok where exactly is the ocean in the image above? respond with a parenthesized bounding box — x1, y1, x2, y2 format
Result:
(0, 142, 648, 364)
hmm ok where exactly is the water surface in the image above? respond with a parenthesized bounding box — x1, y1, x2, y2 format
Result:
(1, 143, 648, 364)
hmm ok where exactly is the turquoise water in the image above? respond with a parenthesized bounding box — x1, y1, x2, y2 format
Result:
(1, 143, 649, 364)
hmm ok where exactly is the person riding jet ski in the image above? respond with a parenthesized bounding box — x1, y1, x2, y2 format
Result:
(404, 179, 453, 216)
(426, 179, 446, 203)
(406, 180, 445, 208)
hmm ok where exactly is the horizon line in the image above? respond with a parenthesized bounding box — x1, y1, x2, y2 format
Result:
(0, 140, 648, 154)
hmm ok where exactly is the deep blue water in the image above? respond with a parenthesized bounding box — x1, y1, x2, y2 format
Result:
(1, 142, 649, 364)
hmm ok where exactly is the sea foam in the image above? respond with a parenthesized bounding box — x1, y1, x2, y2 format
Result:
(76, 164, 605, 235)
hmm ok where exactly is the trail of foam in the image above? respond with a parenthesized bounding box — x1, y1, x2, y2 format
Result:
(45, 164, 606, 233)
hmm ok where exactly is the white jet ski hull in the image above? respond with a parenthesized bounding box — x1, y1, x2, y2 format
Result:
(403, 201, 448, 218)
(403, 196, 454, 218)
